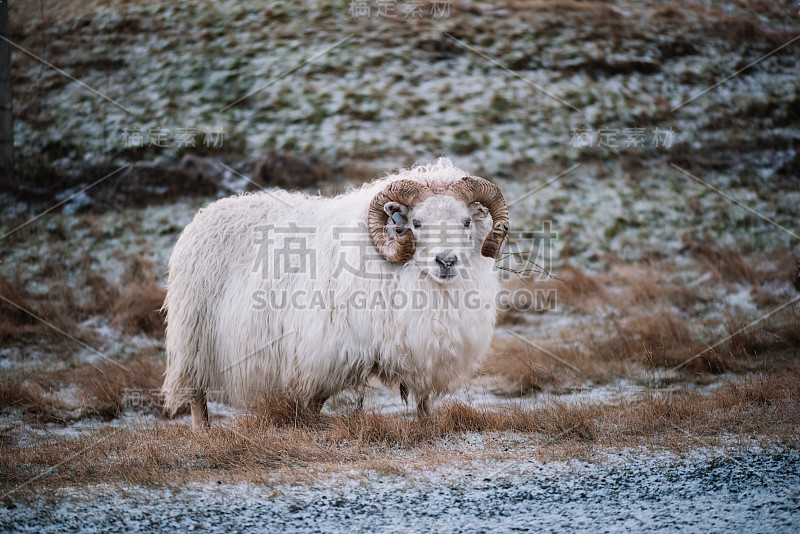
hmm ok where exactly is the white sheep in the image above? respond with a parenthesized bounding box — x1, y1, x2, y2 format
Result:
(162, 158, 509, 429)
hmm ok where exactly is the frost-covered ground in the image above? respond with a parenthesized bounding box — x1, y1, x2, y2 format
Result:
(2, 0, 799, 530)
(0, 378, 665, 445)
(8, 0, 800, 263)
(3, 447, 799, 533)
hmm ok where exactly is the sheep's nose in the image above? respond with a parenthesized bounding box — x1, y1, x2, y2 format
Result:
(435, 251, 458, 268)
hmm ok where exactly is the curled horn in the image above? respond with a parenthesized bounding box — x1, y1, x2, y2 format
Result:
(448, 176, 509, 259)
(368, 180, 432, 263)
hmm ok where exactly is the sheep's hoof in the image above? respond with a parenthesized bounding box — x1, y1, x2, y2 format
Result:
(309, 394, 329, 414)
(191, 395, 210, 432)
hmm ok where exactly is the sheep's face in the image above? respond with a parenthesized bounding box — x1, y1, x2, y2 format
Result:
(384, 195, 491, 283)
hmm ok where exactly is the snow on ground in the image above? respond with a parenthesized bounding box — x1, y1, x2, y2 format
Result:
(3, 447, 798, 533)
(347, 378, 652, 415)
(2, 1, 799, 529)
(8, 0, 800, 264)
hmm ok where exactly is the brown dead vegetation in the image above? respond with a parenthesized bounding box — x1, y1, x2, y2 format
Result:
(112, 283, 166, 337)
(0, 253, 167, 353)
(0, 377, 68, 425)
(795, 260, 800, 293)
(0, 275, 40, 341)
(249, 150, 334, 190)
(479, 342, 547, 398)
(480, 336, 611, 397)
(707, 16, 765, 43)
(600, 311, 717, 373)
(112, 256, 167, 337)
(502, 0, 623, 21)
(724, 313, 800, 362)
(78, 352, 168, 421)
(0, 273, 80, 346)
(496, 255, 799, 385)
(705, 15, 799, 48)
(0, 350, 167, 425)
(83, 273, 120, 316)
(326, 399, 598, 447)
(3, 157, 221, 211)
(682, 241, 757, 285)
(245, 395, 325, 429)
(2, 369, 798, 496)
(339, 159, 384, 184)
(609, 371, 800, 440)
(498, 264, 606, 317)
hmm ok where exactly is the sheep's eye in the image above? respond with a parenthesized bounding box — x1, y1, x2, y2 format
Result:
(412, 219, 421, 229)
(464, 217, 471, 228)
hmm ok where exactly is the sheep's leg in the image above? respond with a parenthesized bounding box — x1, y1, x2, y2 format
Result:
(309, 393, 328, 414)
(416, 395, 430, 419)
(191, 393, 210, 431)
(399, 382, 409, 405)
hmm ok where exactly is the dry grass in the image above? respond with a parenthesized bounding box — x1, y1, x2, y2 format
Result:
(0, 273, 80, 347)
(725, 313, 800, 361)
(78, 352, 169, 420)
(479, 344, 547, 398)
(683, 241, 757, 286)
(0, 351, 167, 424)
(0, 377, 68, 425)
(112, 283, 166, 337)
(598, 311, 712, 371)
(480, 336, 609, 396)
(244, 395, 325, 429)
(609, 371, 800, 441)
(249, 151, 333, 190)
(84, 273, 120, 316)
(705, 14, 799, 47)
(2, 368, 798, 497)
(327, 399, 598, 447)
(495, 255, 799, 383)
(706, 15, 765, 43)
(0, 274, 42, 343)
(500, 262, 697, 318)
(111, 255, 166, 337)
(499, 301, 797, 379)
(0, 423, 333, 491)
(0, 253, 166, 355)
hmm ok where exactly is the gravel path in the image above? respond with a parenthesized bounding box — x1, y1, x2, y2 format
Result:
(4, 449, 798, 533)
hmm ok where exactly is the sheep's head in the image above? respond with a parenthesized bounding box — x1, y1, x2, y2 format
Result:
(368, 177, 509, 282)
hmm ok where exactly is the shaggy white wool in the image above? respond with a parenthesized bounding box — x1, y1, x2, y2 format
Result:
(162, 158, 503, 414)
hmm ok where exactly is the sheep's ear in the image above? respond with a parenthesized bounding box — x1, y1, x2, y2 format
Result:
(470, 202, 489, 220)
(384, 201, 409, 225)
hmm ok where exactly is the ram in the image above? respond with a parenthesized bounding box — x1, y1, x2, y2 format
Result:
(162, 158, 509, 429)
